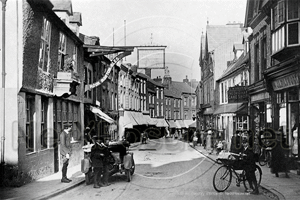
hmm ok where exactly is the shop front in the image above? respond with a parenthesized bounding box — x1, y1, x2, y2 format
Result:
(249, 92, 271, 135)
(265, 62, 300, 166)
(202, 107, 214, 131)
(214, 103, 248, 143)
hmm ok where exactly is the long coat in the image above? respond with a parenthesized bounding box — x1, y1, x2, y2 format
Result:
(242, 147, 256, 172)
(60, 130, 71, 156)
(270, 140, 289, 173)
(91, 143, 107, 168)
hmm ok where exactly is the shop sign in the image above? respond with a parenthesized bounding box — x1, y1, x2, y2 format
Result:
(272, 73, 299, 91)
(251, 92, 269, 102)
(228, 86, 248, 103)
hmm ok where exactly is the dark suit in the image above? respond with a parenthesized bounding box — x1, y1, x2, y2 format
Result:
(242, 145, 258, 193)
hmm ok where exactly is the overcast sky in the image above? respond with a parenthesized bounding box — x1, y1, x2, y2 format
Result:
(72, 0, 247, 82)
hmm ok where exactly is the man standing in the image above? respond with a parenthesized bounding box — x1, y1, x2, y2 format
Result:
(60, 124, 72, 183)
(84, 127, 92, 145)
(91, 136, 110, 188)
(242, 136, 259, 194)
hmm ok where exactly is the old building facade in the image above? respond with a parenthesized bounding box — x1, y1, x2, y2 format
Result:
(1, 0, 85, 185)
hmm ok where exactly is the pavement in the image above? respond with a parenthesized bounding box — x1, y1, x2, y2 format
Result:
(0, 139, 300, 200)
(190, 142, 300, 200)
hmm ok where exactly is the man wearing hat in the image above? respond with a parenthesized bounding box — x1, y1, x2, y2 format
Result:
(84, 127, 92, 145)
(60, 124, 73, 183)
(91, 136, 110, 188)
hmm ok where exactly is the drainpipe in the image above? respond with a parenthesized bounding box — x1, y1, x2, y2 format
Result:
(1, 0, 7, 181)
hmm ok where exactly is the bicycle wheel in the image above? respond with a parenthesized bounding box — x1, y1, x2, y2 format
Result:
(213, 165, 232, 192)
(243, 165, 262, 190)
(258, 151, 267, 166)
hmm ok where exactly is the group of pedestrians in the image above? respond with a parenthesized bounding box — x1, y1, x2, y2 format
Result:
(60, 125, 110, 188)
(191, 129, 227, 155)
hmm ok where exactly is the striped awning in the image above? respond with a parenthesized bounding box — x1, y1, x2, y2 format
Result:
(156, 118, 168, 127)
(90, 106, 115, 124)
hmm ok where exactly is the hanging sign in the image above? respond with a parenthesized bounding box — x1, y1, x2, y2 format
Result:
(228, 86, 248, 103)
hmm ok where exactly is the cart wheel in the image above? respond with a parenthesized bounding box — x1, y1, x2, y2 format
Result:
(130, 159, 135, 175)
(213, 165, 232, 192)
(126, 169, 132, 182)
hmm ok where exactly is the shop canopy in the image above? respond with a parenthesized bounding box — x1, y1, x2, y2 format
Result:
(90, 106, 115, 124)
(184, 120, 194, 128)
(156, 118, 169, 127)
(189, 121, 197, 128)
(143, 115, 157, 126)
(122, 111, 138, 128)
(167, 120, 177, 128)
(177, 120, 187, 128)
(213, 103, 247, 115)
(130, 112, 148, 125)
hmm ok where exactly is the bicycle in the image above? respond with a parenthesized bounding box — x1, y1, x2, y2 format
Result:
(213, 153, 262, 192)
(258, 147, 272, 167)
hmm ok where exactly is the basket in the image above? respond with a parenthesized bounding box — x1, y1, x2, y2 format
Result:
(218, 157, 245, 170)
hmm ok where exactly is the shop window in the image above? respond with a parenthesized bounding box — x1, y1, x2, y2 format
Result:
(26, 94, 35, 153)
(41, 98, 48, 149)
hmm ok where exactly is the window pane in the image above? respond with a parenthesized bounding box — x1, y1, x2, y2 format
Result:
(288, 0, 299, 20)
(288, 22, 299, 45)
(278, 1, 285, 23)
(26, 95, 35, 153)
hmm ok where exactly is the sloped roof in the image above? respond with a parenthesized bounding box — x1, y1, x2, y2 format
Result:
(171, 81, 195, 94)
(217, 53, 249, 81)
(206, 24, 244, 52)
(135, 72, 163, 87)
(51, 0, 73, 15)
(164, 88, 181, 98)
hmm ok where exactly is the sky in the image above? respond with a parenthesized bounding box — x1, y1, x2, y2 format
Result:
(72, 0, 247, 82)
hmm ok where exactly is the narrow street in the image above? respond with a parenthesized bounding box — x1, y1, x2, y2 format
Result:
(50, 138, 271, 200)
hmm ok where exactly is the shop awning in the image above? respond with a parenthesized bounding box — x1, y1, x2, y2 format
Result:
(167, 120, 177, 128)
(184, 120, 194, 127)
(189, 121, 197, 128)
(213, 103, 246, 115)
(175, 120, 182, 128)
(156, 118, 168, 127)
(130, 112, 148, 125)
(90, 106, 115, 124)
(143, 115, 157, 125)
(177, 120, 187, 128)
(123, 111, 138, 128)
